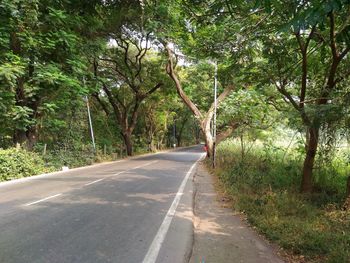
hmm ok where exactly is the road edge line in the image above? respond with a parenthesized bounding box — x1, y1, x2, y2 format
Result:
(142, 153, 205, 263)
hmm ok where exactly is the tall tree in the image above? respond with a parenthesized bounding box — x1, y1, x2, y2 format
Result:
(92, 29, 164, 155)
(165, 48, 236, 157)
(255, 0, 350, 192)
(178, 0, 350, 192)
(0, 0, 99, 149)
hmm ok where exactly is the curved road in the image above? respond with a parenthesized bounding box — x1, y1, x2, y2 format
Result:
(0, 146, 204, 263)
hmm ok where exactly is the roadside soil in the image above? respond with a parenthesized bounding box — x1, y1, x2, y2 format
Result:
(189, 162, 285, 263)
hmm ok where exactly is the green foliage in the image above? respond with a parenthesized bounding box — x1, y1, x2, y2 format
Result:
(0, 0, 94, 146)
(214, 139, 350, 262)
(0, 148, 52, 181)
(42, 148, 95, 169)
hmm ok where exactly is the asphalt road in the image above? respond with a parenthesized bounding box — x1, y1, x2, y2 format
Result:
(0, 146, 205, 263)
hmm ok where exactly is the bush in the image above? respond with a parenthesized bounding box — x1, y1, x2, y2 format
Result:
(214, 139, 350, 263)
(0, 148, 53, 181)
(43, 149, 95, 169)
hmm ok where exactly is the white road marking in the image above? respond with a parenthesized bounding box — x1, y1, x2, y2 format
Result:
(85, 178, 105, 186)
(142, 153, 205, 263)
(24, 194, 62, 207)
(23, 160, 159, 206)
(133, 160, 158, 170)
(113, 160, 158, 175)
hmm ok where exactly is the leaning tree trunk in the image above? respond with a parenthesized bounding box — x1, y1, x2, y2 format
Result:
(165, 43, 233, 160)
(301, 127, 319, 193)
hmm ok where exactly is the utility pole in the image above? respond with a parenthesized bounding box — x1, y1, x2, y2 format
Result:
(83, 78, 96, 152)
(212, 61, 218, 168)
(86, 96, 96, 152)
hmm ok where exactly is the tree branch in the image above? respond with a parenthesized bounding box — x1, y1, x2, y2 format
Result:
(216, 123, 239, 144)
(92, 93, 110, 116)
(165, 44, 203, 120)
(276, 83, 311, 126)
(142, 82, 163, 98)
(329, 12, 338, 58)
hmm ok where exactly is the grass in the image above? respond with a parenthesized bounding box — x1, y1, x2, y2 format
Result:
(213, 139, 350, 263)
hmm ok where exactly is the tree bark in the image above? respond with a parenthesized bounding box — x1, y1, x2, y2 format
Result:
(13, 126, 37, 150)
(121, 131, 133, 156)
(194, 126, 200, 144)
(26, 126, 38, 150)
(202, 123, 214, 158)
(216, 123, 239, 144)
(176, 116, 189, 147)
(301, 127, 319, 193)
(13, 130, 27, 146)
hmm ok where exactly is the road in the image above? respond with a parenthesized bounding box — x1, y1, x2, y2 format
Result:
(0, 146, 205, 263)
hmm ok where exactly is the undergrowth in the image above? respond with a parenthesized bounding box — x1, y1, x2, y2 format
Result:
(0, 148, 54, 181)
(0, 145, 152, 182)
(214, 140, 350, 263)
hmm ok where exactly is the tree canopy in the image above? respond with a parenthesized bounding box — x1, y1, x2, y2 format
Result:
(0, 0, 349, 194)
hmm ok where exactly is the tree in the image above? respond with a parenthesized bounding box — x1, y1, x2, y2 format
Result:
(0, 0, 98, 149)
(179, 0, 350, 192)
(139, 92, 180, 151)
(92, 29, 164, 155)
(143, 0, 260, 158)
(255, 0, 350, 192)
(165, 47, 236, 157)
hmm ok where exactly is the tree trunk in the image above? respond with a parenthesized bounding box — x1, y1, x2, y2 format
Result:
(13, 126, 37, 150)
(122, 131, 133, 156)
(301, 127, 319, 193)
(165, 44, 233, 160)
(148, 134, 156, 152)
(13, 130, 27, 146)
(176, 135, 181, 147)
(203, 124, 214, 158)
(26, 127, 38, 150)
(176, 116, 188, 147)
(195, 130, 200, 144)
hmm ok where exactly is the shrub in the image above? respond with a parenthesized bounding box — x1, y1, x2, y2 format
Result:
(43, 148, 95, 169)
(0, 148, 52, 181)
(214, 139, 350, 262)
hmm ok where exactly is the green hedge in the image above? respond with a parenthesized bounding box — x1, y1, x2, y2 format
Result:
(0, 148, 52, 181)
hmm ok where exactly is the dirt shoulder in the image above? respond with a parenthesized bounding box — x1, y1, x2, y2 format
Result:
(190, 162, 285, 263)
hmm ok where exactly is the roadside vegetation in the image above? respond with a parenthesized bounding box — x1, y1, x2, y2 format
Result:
(0, 148, 51, 181)
(214, 135, 350, 263)
(1, 0, 349, 261)
(0, 145, 122, 182)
